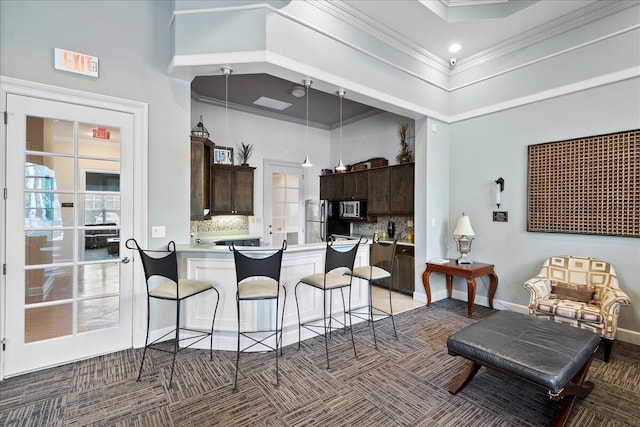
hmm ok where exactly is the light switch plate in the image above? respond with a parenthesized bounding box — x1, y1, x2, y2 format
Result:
(151, 226, 165, 238)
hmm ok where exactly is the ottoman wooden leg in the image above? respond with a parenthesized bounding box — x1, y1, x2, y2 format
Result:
(551, 350, 596, 427)
(448, 360, 481, 394)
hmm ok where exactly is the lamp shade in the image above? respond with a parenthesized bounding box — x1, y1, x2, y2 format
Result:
(453, 214, 475, 236)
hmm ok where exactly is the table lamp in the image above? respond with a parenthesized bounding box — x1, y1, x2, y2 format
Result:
(453, 213, 475, 264)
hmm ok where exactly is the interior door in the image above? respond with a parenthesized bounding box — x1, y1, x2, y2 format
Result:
(3, 94, 134, 377)
(263, 161, 303, 247)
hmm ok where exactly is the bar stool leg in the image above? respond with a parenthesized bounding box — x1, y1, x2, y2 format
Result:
(369, 281, 379, 349)
(234, 295, 241, 392)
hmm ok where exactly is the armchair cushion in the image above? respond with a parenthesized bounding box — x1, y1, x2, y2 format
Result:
(550, 280, 595, 303)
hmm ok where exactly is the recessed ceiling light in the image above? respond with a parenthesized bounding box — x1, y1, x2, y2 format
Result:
(253, 96, 292, 111)
(449, 43, 462, 53)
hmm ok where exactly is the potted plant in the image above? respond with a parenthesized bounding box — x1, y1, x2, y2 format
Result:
(238, 142, 254, 166)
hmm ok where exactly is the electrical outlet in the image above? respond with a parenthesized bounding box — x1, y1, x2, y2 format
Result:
(151, 226, 165, 238)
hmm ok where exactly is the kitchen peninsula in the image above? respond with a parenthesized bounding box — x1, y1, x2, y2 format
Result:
(176, 241, 370, 351)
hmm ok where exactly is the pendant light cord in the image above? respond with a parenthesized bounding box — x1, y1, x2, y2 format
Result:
(336, 90, 346, 171)
(225, 72, 229, 137)
(302, 79, 313, 167)
(222, 67, 232, 138)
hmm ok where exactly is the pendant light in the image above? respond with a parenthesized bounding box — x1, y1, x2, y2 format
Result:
(335, 89, 346, 171)
(222, 67, 232, 139)
(302, 78, 313, 167)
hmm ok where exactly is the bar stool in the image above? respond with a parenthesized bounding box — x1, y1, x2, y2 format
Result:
(347, 235, 399, 349)
(231, 241, 287, 391)
(125, 238, 220, 388)
(294, 236, 364, 369)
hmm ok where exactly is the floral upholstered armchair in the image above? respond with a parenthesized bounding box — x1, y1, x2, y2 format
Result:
(524, 256, 631, 362)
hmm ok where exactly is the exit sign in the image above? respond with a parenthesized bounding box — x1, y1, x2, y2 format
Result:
(54, 48, 99, 78)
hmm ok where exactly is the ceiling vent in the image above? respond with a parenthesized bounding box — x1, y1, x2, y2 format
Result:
(253, 96, 292, 111)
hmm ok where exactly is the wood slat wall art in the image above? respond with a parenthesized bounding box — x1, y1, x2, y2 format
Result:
(527, 129, 639, 237)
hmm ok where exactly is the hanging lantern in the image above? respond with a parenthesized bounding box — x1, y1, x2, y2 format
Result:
(191, 115, 210, 139)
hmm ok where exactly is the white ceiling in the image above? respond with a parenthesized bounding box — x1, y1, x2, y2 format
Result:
(190, 0, 638, 126)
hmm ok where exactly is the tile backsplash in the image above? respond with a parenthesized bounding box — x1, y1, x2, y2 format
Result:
(352, 216, 414, 239)
(191, 216, 248, 234)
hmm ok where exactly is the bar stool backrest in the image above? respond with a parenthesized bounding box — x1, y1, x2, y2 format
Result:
(126, 239, 179, 288)
(370, 237, 398, 274)
(325, 236, 364, 274)
(233, 244, 285, 283)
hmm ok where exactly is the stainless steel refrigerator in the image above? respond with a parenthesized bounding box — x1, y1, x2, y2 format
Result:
(305, 200, 349, 243)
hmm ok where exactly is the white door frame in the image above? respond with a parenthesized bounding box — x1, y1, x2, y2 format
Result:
(262, 159, 304, 246)
(0, 76, 148, 379)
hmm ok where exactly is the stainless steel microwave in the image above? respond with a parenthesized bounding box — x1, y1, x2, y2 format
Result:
(339, 200, 367, 219)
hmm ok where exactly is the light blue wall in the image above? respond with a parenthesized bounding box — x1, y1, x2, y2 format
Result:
(1, 0, 191, 330)
(448, 78, 640, 332)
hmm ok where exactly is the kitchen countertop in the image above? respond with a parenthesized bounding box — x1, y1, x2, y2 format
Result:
(379, 239, 415, 247)
(177, 240, 366, 253)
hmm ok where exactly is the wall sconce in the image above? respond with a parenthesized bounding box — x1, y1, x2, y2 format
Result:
(495, 177, 504, 208)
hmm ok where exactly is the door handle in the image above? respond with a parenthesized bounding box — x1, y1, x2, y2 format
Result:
(121, 257, 131, 264)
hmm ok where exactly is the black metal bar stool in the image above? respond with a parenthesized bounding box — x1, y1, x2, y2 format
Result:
(294, 236, 364, 369)
(347, 235, 399, 349)
(231, 241, 287, 391)
(126, 238, 220, 388)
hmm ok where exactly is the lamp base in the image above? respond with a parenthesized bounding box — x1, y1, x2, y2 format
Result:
(455, 236, 474, 264)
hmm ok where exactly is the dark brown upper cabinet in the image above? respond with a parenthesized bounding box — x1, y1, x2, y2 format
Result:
(211, 164, 255, 215)
(190, 136, 214, 220)
(389, 163, 414, 215)
(343, 170, 369, 200)
(319, 174, 344, 201)
(367, 167, 391, 215)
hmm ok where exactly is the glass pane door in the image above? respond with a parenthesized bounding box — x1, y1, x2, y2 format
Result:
(5, 94, 133, 376)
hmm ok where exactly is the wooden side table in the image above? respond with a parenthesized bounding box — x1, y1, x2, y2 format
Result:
(421, 260, 498, 318)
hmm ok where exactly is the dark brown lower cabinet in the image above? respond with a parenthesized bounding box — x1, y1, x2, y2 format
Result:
(371, 244, 414, 295)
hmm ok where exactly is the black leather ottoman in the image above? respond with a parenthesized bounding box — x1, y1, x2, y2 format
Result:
(447, 310, 599, 427)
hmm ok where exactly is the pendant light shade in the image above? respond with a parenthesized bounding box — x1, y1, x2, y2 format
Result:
(191, 115, 209, 139)
(302, 78, 313, 167)
(335, 89, 347, 172)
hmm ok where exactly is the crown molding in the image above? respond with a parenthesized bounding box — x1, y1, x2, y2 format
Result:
(310, 0, 451, 73)
(454, 0, 640, 73)
(314, 0, 638, 74)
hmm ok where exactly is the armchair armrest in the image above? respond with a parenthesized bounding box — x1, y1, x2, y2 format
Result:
(524, 277, 551, 303)
(600, 286, 631, 313)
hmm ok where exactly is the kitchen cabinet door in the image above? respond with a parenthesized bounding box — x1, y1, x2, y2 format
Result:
(319, 174, 344, 201)
(233, 168, 254, 215)
(393, 245, 414, 294)
(344, 170, 368, 200)
(211, 165, 255, 215)
(367, 167, 390, 214)
(190, 136, 214, 220)
(390, 163, 414, 215)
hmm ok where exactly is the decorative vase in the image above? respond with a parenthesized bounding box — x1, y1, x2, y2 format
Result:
(396, 139, 412, 163)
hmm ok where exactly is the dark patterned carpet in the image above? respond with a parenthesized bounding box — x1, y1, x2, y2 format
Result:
(2, 299, 639, 426)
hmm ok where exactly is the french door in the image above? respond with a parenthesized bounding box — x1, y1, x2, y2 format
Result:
(4, 94, 134, 376)
(263, 161, 303, 247)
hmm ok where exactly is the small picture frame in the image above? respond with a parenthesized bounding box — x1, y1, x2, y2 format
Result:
(213, 146, 234, 165)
